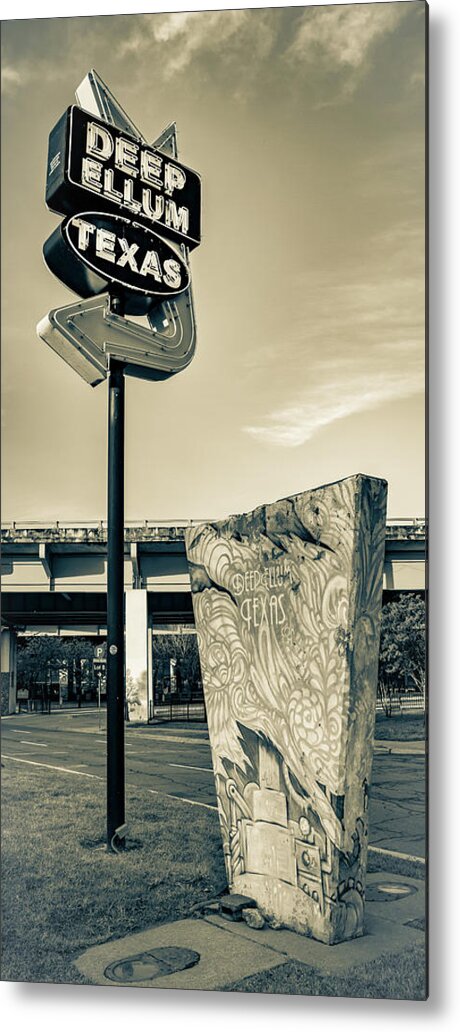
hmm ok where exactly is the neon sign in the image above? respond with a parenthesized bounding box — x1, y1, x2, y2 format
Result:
(46, 106, 201, 250)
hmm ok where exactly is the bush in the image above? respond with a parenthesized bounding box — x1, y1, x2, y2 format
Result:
(378, 594, 426, 698)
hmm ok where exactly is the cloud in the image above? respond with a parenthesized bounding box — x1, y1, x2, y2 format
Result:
(0, 24, 106, 97)
(3, 11, 272, 99)
(118, 8, 276, 81)
(244, 362, 423, 447)
(1, 4, 422, 109)
(1, 64, 26, 94)
(409, 61, 425, 89)
(288, 2, 406, 69)
(286, 2, 409, 101)
(243, 213, 424, 448)
(1, 56, 84, 97)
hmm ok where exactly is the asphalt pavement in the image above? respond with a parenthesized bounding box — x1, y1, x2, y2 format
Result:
(1, 709, 426, 859)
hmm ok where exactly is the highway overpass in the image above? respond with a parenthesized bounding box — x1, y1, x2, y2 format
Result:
(1, 518, 426, 717)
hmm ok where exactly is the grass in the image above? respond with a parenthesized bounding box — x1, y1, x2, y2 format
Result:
(224, 945, 427, 1000)
(1, 763, 226, 985)
(374, 712, 426, 741)
(224, 852, 427, 999)
(1, 759, 426, 999)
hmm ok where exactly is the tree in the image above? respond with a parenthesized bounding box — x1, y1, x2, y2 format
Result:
(171, 631, 201, 690)
(17, 635, 96, 705)
(59, 638, 95, 705)
(378, 594, 426, 697)
(17, 637, 62, 700)
(151, 631, 201, 700)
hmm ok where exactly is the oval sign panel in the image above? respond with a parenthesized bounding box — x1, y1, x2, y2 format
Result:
(43, 211, 190, 315)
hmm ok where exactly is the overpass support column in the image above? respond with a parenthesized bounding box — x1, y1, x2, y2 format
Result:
(125, 589, 149, 722)
(1, 627, 17, 716)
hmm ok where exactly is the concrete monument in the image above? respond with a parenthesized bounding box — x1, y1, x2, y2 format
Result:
(185, 475, 387, 944)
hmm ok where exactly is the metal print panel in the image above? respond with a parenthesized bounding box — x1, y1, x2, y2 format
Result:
(1, 0, 427, 1007)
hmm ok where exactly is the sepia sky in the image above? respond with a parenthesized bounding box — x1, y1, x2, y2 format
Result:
(1, 1, 426, 522)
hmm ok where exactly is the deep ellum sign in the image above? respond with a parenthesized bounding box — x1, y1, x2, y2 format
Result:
(46, 105, 202, 251)
(38, 71, 201, 385)
(43, 211, 190, 316)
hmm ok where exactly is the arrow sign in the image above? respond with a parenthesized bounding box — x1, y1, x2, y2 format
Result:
(38, 69, 199, 386)
(37, 289, 196, 386)
(75, 68, 145, 141)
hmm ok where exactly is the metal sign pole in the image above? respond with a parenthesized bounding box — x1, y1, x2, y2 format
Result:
(106, 351, 126, 852)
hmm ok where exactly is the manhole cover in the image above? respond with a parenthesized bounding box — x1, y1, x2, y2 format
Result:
(104, 946, 200, 983)
(366, 881, 417, 902)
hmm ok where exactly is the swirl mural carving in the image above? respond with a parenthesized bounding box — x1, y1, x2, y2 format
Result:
(185, 474, 387, 944)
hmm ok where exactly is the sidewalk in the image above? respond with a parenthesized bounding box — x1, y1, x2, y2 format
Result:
(4, 707, 423, 751)
(3, 707, 209, 732)
(74, 871, 425, 993)
(374, 739, 425, 755)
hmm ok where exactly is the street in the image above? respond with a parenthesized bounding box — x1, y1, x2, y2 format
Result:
(1, 710, 426, 859)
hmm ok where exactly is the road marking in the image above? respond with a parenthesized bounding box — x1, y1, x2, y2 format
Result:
(147, 789, 217, 812)
(95, 739, 106, 744)
(168, 762, 213, 773)
(368, 845, 425, 864)
(1, 755, 103, 779)
(20, 741, 47, 747)
(11, 729, 31, 734)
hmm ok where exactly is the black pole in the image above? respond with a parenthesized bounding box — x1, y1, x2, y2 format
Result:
(107, 354, 126, 851)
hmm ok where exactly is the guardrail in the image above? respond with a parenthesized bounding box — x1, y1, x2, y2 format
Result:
(2, 518, 215, 531)
(148, 700, 206, 723)
(376, 693, 425, 714)
(3, 516, 426, 532)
